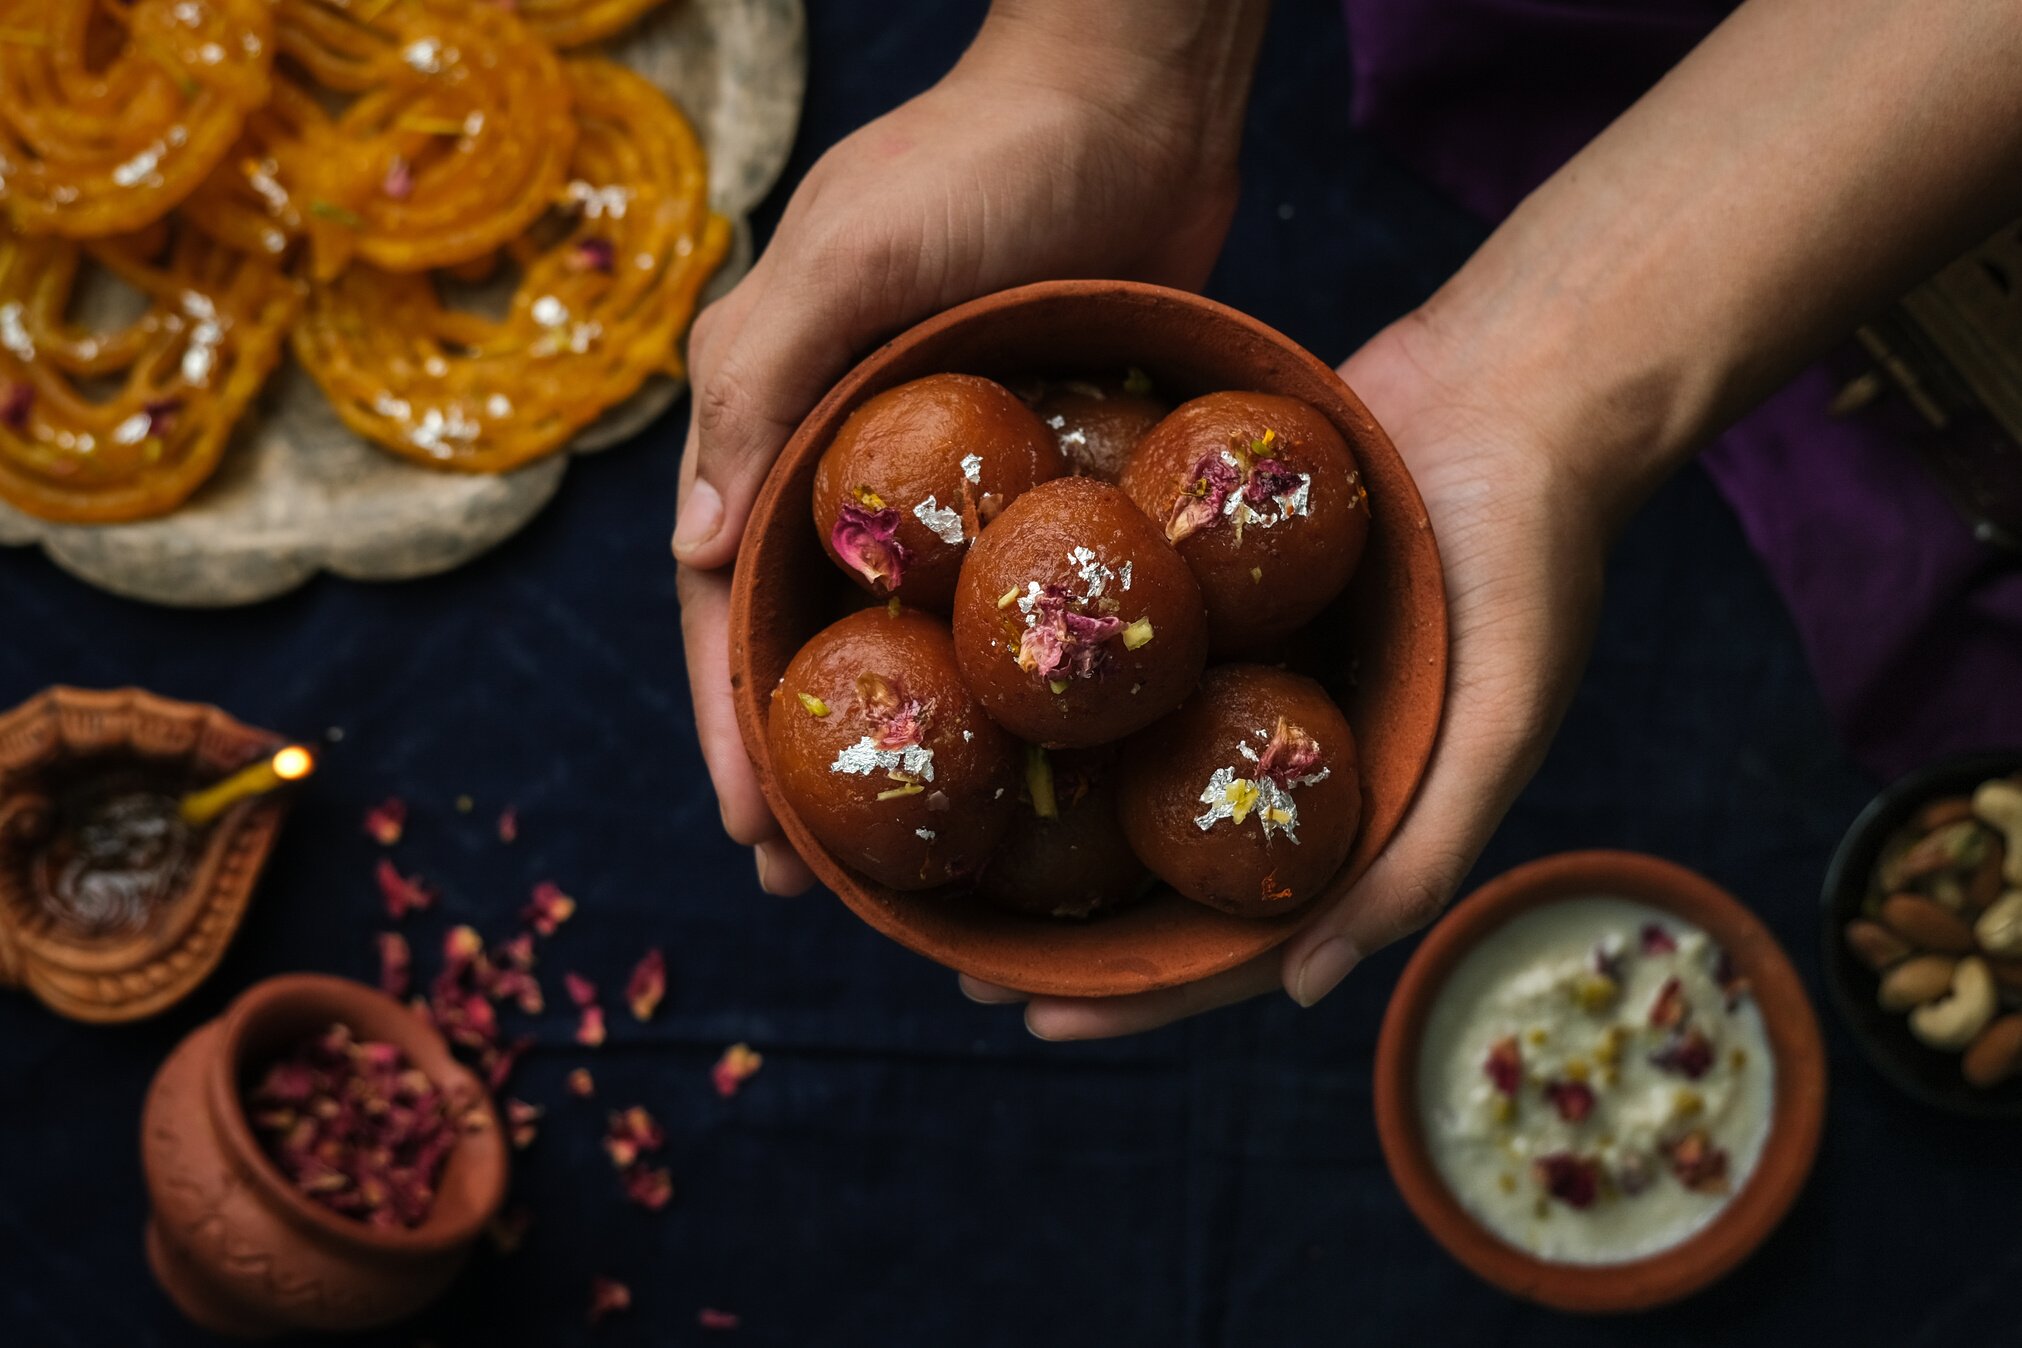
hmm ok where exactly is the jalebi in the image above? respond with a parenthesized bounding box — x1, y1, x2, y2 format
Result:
(0, 221, 298, 521)
(183, 0, 576, 279)
(433, 0, 669, 49)
(292, 57, 727, 473)
(0, 0, 274, 238)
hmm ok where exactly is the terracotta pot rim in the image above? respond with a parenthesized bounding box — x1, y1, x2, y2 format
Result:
(728, 278, 1449, 997)
(1372, 850, 1827, 1313)
(204, 973, 508, 1258)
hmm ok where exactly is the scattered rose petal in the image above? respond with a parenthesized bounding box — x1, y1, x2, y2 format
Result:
(1483, 1035, 1521, 1097)
(443, 925, 485, 970)
(376, 931, 411, 998)
(1640, 923, 1678, 955)
(577, 1004, 606, 1047)
(522, 881, 576, 936)
(505, 1098, 542, 1149)
(1647, 975, 1689, 1030)
(1242, 457, 1303, 506)
(1650, 1026, 1715, 1080)
(711, 1043, 763, 1099)
(565, 971, 598, 1008)
(1664, 1129, 1731, 1192)
(627, 948, 665, 1022)
(699, 1309, 741, 1331)
(1531, 1152, 1600, 1209)
(1590, 933, 1627, 982)
(855, 672, 926, 750)
(487, 1205, 532, 1255)
(376, 858, 436, 920)
(831, 503, 908, 590)
(588, 1276, 632, 1325)
(1164, 450, 1241, 543)
(483, 1036, 532, 1094)
(497, 805, 519, 843)
(567, 1068, 595, 1098)
(1714, 947, 1751, 1010)
(363, 797, 407, 845)
(1256, 716, 1324, 786)
(604, 1105, 665, 1168)
(1543, 1079, 1595, 1123)
(622, 1164, 673, 1210)
(1015, 584, 1122, 681)
(0, 381, 32, 431)
(494, 932, 536, 971)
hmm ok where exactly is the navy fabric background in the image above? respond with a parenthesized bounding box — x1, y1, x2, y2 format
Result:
(1, 2, 2016, 1344)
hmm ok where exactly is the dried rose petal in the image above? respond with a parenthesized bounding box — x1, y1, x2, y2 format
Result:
(604, 1105, 665, 1168)
(856, 672, 927, 749)
(382, 153, 413, 200)
(363, 797, 407, 846)
(1015, 585, 1123, 681)
(628, 948, 666, 1022)
(487, 1205, 532, 1255)
(1256, 716, 1324, 786)
(522, 881, 576, 936)
(588, 1276, 632, 1325)
(1531, 1152, 1600, 1210)
(1664, 1129, 1731, 1192)
(1647, 975, 1689, 1030)
(622, 1164, 674, 1210)
(505, 1097, 542, 1149)
(493, 932, 536, 971)
(698, 1309, 741, 1331)
(1714, 947, 1751, 1009)
(567, 1068, 596, 1098)
(490, 967, 543, 1016)
(142, 397, 183, 439)
(568, 235, 617, 274)
(1650, 1026, 1715, 1080)
(1242, 457, 1304, 506)
(577, 1003, 607, 1047)
(565, 971, 598, 1008)
(1590, 934, 1627, 982)
(497, 805, 519, 843)
(0, 381, 32, 431)
(1542, 1079, 1595, 1123)
(443, 925, 485, 971)
(376, 858, 436, 920)
(831, 503, 908, 591)
(711, 1043, 763, 1099)
(1483, 1035, 1521, 1097)
(1640, 923, 1678, 955)
(1164, 450, 1241, 543)
(376, 931, 412, 998)
(484, 1036, 532, 1093)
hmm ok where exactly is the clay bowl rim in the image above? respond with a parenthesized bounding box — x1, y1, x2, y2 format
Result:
(1372, 850, 1827, 1313)
(204, 973, 509, 1258)
(727, 278, 1448, 997)
(1819, 747, 2022, 1119)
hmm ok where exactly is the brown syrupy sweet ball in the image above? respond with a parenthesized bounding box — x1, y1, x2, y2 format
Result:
(977, 747, 1150, 919)
(1024, 371, 1171, 483)
(1120, 391, 1368, 654)
(767, 606, 1018, 891)
(814, 373, 1066, 612)
(1116, 664, 1361, 917)
(952, 476, 1207, 749)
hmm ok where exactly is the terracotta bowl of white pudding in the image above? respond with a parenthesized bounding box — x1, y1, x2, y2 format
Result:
(1374, 851, 1826, 1313)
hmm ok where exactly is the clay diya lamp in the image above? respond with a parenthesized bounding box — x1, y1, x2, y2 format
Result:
(730, 280, 1448, 998)
(1374, 850, 1827, 1312)
(141, 973, 509, 1337)
(0, 686, 306, 1023)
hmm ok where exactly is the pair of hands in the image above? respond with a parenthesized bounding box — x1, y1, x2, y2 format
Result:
(675, 63, 1607, 1039)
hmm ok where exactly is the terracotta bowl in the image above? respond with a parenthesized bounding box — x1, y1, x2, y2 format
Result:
(1820, 749, 2022, 1119)
(141, 973, 509, 1337)
(1373, 851, 1826, 1313)
(729, 280, 1448, 997)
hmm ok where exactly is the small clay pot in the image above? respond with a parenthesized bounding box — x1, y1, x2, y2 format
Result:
(1373, 851, 1826, 1313)
(0, 686, 291, 1022)
(141, 974, 508, 1337)
(730, 280, 1448, 997)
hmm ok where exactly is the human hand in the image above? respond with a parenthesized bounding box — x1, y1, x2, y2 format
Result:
(961, 309, 1614, 1035)
(676, 7, 1262, 893)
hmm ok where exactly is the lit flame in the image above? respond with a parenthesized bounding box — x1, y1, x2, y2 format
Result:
(273, 746, 314, 780)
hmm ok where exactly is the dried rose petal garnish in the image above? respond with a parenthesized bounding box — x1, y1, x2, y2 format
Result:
(246, 1023, 465, 1229)
(588, 1276, 632, 1325)
(1483, 1035, 1522, 1097)
(497, 805, 519, 843)
(1542, 1079, 1596, 1124)
(712, 1043, 763, 1098)
(604, 1105, 666, 1168)
(1242, 457, 1303, 506)
(628, 948, 666, 1022)
(1256, 716, 1324, 787)
(1590, 934, 1627, 982)
(577, 1003, 607, 1047)
(1531, 1152, 1600, 1210)
(1663, 1129, 1731, 1193)
(855, 672, 927, 749)
(506, 1097, 542, 1149)
(831, 503, 908, 591)
(363, 797, 407, 846)
(699, 1309, 741, 1331)
(622, 1164, 674, 1210)
(1164, 449, 1242, 543)
(1640, 923, 1678, 955)
(568, 236, 616, 274)
(565, 972, 598, 1008)
(1650, 1026, 1715, 1080)
(1714, 947, 1751, 1010)
(376, 857, 436, 920)
(376, 931, 412, 998)
(522, 881, 576, 936)
(1648, 975, 1689, 1030)
(0, 381, 33, 430)
(1015, 584, 1124, 681)
(142, 397, 183, 439)
(567, 1067, 596, 1098)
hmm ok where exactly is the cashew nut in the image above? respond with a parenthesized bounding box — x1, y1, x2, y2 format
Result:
(1975, 891, 2022, 957)
(1910, 956, 1997, 1051)
(1972, 779, 2022, 886)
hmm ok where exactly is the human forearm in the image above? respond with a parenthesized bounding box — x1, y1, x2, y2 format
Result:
(1414, 0, 2022, 526)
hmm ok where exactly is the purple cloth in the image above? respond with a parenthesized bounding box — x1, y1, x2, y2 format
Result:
(1343, 0, 2022, 779)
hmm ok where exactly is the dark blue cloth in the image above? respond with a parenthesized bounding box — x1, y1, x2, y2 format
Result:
(1, 2, 2015, 1344)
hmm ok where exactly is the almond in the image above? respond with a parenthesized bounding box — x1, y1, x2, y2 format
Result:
(1966, 839, 2006, 913)
(1842, 918, 1910, 971)
(1962, 1014, 2022, 1089)
(1878, 954, 1957, 1011)
(1880, 893, 1976, 955)
(1914, 796, 1977, 832)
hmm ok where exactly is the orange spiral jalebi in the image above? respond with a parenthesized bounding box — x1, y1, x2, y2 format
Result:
(429, 0, 669, 49)
(0, 222, 298, 521)
(184, 0, 576, 280)
(0, 0, 274, 238)
(293, 57, 728, 473)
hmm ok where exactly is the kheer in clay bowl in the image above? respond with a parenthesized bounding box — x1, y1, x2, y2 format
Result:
(1374, 851, 1826, 1312)
(729, 280, 1447, 998)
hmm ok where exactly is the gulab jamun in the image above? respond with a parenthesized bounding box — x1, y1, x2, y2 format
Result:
(952, 476, 1207, 749)
(1116, 664, 1361, 917)
(814, 373, 1066, 611)
(977, 746, 1150, 919)
(767, 605, 1018, 891)
(1024, 371, 1171, 483)
(1119, 391, 1368, 654)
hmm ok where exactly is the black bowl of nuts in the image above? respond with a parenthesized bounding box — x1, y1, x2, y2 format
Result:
(1822, 751, 2022, 1118)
